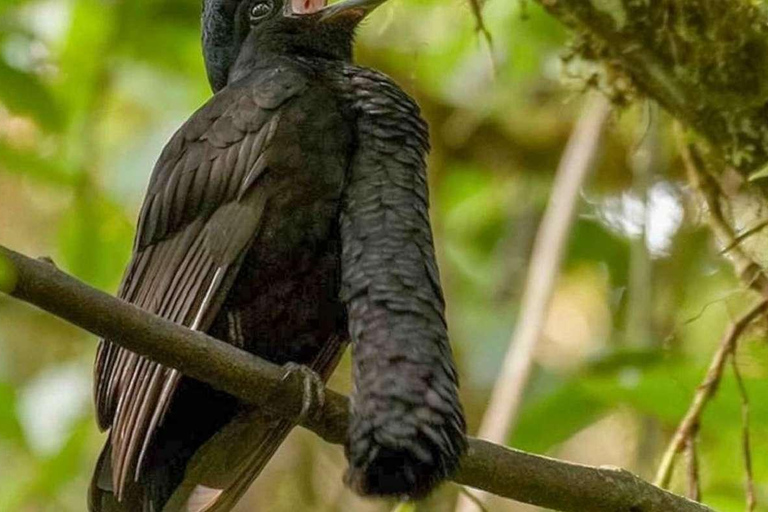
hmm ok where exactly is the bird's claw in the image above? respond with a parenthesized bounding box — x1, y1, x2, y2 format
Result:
(281, 363, 325, 424)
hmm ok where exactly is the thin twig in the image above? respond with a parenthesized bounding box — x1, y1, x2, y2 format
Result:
(668, 125, 765, 509)
(721, 219, 768, 255)
(458, 488, 490, 512)
(661, 288, 750, 348)
(467, 0, 495, 73)
(677, 131, 768, 298)
(653, 299, 768, 488)
(0, 244, 717, 512)
(685, 426, 701, 502)
(731, 356, 757, 512)
(454, 94, 611, 512)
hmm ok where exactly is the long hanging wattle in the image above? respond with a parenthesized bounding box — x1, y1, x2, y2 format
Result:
(339, 66, 467, 498)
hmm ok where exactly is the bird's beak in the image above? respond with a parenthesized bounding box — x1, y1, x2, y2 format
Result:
(317, 0, 388, 24)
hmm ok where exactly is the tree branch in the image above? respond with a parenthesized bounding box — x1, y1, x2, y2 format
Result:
(536, 0, 768, 173)
(0, 244, 714, 512)
(653, 299, 768, 488)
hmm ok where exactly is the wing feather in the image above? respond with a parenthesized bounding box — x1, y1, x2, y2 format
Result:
(162, 335, 348, 512)
(106, 226, 232, 498)
(93, 64, 308, 500)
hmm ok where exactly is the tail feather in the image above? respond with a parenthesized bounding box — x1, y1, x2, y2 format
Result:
(162, 409, 294, 512)
(89, 443, 117, 512)
(89, 443, 152, 512)
(89, 409, 295, 512)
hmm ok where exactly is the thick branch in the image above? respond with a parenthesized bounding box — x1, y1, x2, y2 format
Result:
(0, 245, 713, 512)
(538, 0, 768, 172)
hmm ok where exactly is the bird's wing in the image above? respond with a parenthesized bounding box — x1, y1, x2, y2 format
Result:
(161, 335, 347, 512)
(93, 64, 308, 499)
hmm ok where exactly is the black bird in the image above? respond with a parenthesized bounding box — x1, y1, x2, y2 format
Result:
(89, 0, 466, 510)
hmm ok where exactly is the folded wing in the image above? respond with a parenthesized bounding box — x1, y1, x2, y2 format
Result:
(92, 64, 308, 500)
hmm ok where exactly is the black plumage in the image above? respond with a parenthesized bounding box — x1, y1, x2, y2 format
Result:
(336, 67, 465, 497)
(89, 0, 465, 510)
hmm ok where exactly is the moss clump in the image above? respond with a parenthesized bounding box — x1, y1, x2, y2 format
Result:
(552, 0, 768, 170)
(628, 0, 768, 109)
(561, 32, 637, 108)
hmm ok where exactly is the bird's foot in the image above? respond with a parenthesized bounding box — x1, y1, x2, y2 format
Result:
(281, 363, 325, 424)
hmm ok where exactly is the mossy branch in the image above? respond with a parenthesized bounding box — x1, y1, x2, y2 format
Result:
(538, 0, 768, 172)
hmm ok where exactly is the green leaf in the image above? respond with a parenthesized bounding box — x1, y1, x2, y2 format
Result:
(0, 139, 81, 186)
(0, 0, 31, 17)
(0, 382, 24, 444)
(0, 252, 17, 294)
(0, 417, 91, 509)
(117, 0, 202, 76)
(56, 0, 116, 120)
(58, 189, 133, 291)
(567, 219, 631, 287)
(0, 59, 62, 131)
(513, 378, 608, 453)
(748, 161, 768, 181)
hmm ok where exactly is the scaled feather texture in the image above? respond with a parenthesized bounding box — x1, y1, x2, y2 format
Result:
(337, 66, 466, 497)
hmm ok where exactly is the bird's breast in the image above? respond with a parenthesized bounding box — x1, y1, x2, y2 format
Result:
(209, 81, 354, 365)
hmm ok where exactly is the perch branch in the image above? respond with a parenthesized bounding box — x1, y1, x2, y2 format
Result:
(0, 244, 714, 512)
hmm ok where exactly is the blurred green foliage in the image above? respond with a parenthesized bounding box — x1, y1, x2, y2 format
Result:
(0, 254, 16, 293)
(0, 0, 765, 511)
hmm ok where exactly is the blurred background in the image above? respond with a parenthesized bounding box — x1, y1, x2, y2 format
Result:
(0, 0, 766, 510)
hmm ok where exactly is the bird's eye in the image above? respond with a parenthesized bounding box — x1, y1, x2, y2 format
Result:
(249, 1, 271, 20)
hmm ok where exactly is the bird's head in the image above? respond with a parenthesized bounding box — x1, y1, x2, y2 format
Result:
(202, 0, 385, 92)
